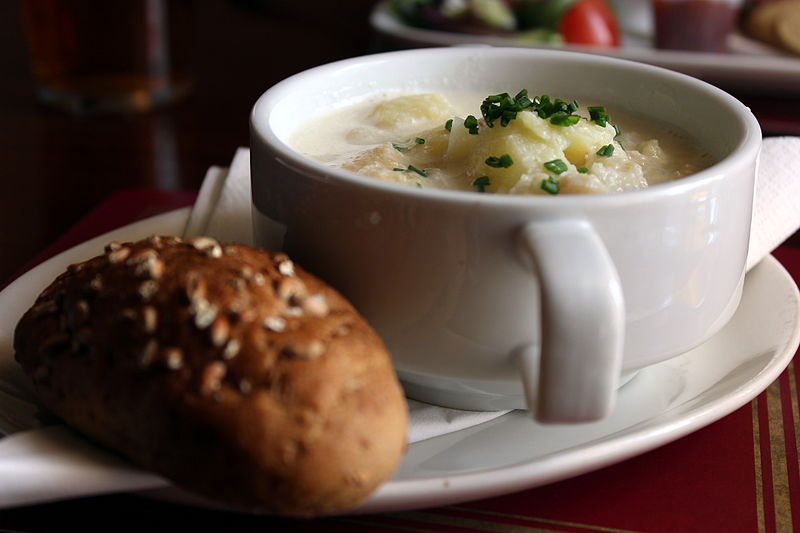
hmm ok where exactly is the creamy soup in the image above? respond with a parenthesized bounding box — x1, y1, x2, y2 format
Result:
(290, 91, 714, 195)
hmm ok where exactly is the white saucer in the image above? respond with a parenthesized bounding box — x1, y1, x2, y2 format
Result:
(0, 208, 798, 513)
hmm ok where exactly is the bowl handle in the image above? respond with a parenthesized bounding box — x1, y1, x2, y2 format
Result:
(516, 219, 625, 423)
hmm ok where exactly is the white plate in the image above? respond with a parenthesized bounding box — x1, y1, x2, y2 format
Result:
(370, 1, 800, 95)
(0, 208, 798, 513)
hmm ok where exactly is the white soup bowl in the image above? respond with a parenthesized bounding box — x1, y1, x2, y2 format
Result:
(250, 47, 761, 422)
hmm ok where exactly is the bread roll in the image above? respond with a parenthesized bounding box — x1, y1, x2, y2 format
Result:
(13, 235, 408, 517)
(743, 0, 800, 55)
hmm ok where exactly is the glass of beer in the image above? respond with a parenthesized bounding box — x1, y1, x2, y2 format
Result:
(21, 0, 194, 114)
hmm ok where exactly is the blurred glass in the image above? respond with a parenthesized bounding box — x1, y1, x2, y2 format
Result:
(21, 0, 194, 114)
(610, 0, 653, 38)
(652, 0, 744, 53)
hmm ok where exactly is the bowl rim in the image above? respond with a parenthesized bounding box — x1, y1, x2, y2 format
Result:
(250, 46, 762, 208)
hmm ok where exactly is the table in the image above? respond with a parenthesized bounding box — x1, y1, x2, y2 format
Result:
(1, 1, 799, 531)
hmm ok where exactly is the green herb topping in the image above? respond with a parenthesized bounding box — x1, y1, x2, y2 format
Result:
(480, 89, 533, 128)
(588, 105, 622, 138)
(480, 92, 583, 128)
(393, 138, 425, 151)
(577, 167, 589, 173)
(541, 177, 560, 195)
(549, 112, 580, 126)
(543, 159, 568, 174)
(529, 95, 581, 128)
(445, 118, 453, 132)
(532, 95, 578, 118)
(588, 105, 611, 127)
(472, 176, 491, 192)
(596, 144, 615, 157)
(393, 165, 428, 177)
(464, 115, 480, 135)
(408, 164, 428, 177)
(485, 153, 514, 168)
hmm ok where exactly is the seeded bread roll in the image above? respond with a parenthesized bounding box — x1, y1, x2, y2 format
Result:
(13, 235, 408, 517)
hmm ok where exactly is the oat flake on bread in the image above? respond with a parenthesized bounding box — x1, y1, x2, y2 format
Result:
(13, 235, 408, 517)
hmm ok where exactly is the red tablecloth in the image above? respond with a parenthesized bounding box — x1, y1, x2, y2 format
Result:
(2, 189, 799, 533)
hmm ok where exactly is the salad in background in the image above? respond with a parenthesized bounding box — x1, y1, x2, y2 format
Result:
(390, 0, 621, 47)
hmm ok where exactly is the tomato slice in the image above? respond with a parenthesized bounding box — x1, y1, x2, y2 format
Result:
(558, 0, 620, 47)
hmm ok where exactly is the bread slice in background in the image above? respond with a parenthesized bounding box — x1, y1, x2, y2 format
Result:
(743, 0, 800, 55)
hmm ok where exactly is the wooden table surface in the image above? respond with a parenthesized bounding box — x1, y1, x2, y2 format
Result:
(2, 1, 800, 531)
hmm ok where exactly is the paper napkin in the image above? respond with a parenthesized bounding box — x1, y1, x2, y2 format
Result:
(183, 148, 254, 246)
(0, 426, 167, 506)
(747, 137, 800, 270)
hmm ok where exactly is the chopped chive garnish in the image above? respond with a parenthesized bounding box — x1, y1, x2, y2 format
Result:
(407, 164, 428, 177)
(577, 167, 589, 173)
(485, 154, 513, 168)
(544, 159, 568, 174)
(472, 176, 491, 192)
(393, 138, 425, 151)
(588, 105, 622, 137)
(588, 105, 610, 127)
(480, 89, 533, 128)
(464, 115, 479, 135)
(597, 144, 615, 157)
(480, 91, 585, 128)
(531, 95, 580, 121)
(550, 112, 580, 127)
(541, 177, 560, 195)
(445, 119, 453, 132)
(394, 165, 428, 177)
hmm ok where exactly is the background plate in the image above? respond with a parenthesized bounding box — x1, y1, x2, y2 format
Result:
(369, 0, 800, 95)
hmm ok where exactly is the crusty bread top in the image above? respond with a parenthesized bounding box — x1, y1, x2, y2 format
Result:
(14, 235, 408, 516)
